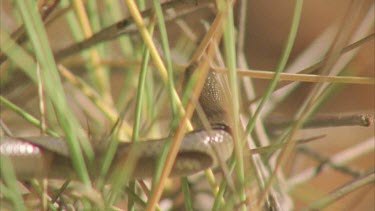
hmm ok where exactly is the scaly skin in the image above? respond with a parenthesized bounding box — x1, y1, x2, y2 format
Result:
(0, 70, 233, 179)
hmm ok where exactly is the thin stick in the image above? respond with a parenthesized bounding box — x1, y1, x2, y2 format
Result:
(297, 146, 361, 177)
(145, 11, 225, 211)
(72, 0, 112, 102)
(265, 113, 373, 132)
(55, 0, 211, 61)
(288, 138, 374, 188)
(300, 32, 375, 75)
(122, 0, 195, 131)
(215, 33, 375, 86)
(214, 67, 374, 84)
(0, 0, 61, 64)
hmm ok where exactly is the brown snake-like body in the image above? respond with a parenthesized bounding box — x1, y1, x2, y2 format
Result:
(0, 70, 233, 179)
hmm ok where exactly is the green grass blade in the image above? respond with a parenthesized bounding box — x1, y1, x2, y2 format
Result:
(0, 96, 59, 137)
(244, 0, 304, 137)
(0, 29, 37, 81)
(0, 156, 26, 211)
(153, 0, 178, 118)
(14, 0, 92, 185)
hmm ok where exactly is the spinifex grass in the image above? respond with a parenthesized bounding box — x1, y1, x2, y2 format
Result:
(0, 1, 374, 210)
